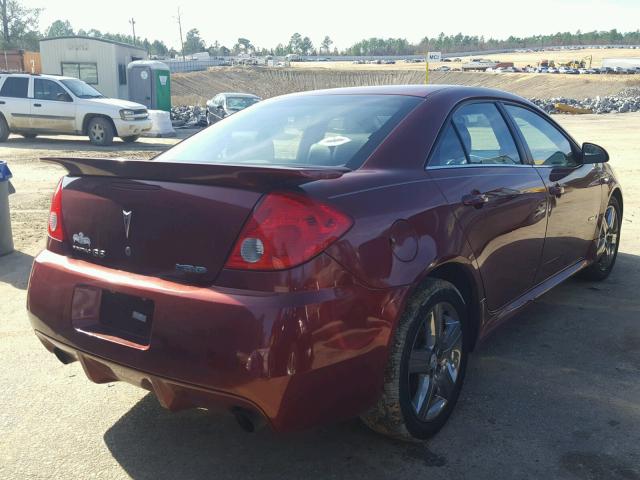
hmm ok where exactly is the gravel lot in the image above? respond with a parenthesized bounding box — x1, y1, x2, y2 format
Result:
(1, 116, 639, 480)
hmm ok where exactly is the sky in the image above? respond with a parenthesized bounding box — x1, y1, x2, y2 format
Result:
(23, 0, 640, 50)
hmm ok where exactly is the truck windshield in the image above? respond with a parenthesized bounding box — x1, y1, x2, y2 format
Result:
(156, 94, 421, 169)
(60, 79, 104, 98)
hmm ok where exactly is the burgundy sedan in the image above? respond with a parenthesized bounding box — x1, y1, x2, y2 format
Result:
(27, 86, 622, 441)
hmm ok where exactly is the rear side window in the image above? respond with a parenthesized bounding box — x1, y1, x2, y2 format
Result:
(505, 105, 578, 167)
(451, 103, 521, 165)
(0, 77, 29, 98)
(157, 95, 422, 169)
(429, 124, 467, 167)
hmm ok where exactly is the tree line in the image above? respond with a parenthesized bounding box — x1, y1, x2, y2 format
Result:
(0, 0, 638, 57)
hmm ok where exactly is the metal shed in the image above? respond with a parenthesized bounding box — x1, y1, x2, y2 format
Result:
(39, 36, 147, 100)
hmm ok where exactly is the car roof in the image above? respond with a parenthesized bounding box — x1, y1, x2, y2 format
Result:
(220, 92, 260, 98)
(282, 84, 531, 105)
(0, 73, 78, 82)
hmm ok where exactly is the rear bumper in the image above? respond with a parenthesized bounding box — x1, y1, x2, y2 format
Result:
(27, 250, 407, 431)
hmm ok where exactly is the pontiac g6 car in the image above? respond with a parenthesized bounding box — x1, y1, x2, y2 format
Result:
(27, 86, 621, 440)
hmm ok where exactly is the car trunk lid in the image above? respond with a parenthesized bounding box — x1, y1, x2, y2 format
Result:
(44, 157, 348, 284)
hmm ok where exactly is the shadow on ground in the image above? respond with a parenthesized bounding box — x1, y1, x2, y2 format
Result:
(3, 133, 195, 152)
(103, 252, 640, 480)
(0, 250, 34, 290)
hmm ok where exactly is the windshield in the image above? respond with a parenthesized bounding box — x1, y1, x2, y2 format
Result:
(156, 94, 421, 169)
(60, 79, 104, 98)
(226, 96, 260, 110)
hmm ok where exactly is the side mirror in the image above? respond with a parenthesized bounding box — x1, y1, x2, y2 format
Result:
(582, 142, 609, 164)
(57, 92, 72, 102)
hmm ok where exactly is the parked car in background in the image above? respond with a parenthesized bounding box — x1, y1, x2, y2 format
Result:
(0, 73, 151, 146)
(205, 92, 261, 125)
(28, 85, 621, 441)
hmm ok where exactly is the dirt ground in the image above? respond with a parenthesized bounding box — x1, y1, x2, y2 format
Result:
(172, 48, 640, 105)
(1, 114, 639, 479)
(172, 67, 640, 106)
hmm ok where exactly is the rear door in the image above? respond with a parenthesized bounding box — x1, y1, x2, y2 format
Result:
(31, 78, 76, 133)
(0, 76, 31, 130)
(427, 101, 548, 311)
(502, 104, 603, 283)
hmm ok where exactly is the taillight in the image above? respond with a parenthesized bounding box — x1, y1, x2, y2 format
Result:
(48, 179, 64, 242)
(225, 191, 352, 271)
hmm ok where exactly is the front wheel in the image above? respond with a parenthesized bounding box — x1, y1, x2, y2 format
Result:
(121, 135, 140, 143)
(0, 116, 9, 142)
(580, 195, 621, 281)
(87, 117, 114, 146)
(361, 279, 468, 441)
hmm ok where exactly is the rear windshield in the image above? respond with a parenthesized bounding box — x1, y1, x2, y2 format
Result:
(156, 94, 421, 169)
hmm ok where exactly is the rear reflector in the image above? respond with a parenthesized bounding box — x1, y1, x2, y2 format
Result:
(225, 192, 352, 271)
(48, 179, 64, 242)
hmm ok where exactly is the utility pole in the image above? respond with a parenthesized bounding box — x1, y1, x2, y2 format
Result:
(129, 18, 137, 45)
(175, 7, 185, 61)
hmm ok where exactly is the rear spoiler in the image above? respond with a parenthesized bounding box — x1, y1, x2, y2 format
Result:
(41, 157, 349, 190)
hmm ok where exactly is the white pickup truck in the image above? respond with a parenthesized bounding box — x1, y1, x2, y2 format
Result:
(0, 73, 152, 146)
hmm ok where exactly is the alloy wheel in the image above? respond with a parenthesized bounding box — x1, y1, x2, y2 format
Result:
(596, 205, 619, 270)
(90, 123, 105, 142)
(408, 301, 463, 422)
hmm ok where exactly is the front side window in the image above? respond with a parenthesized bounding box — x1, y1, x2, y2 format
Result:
(61, 62, 98, 85)
(34, 79, 71, 102)
(451, 103, 522, 165)
(505, 105, 578, 167)
(156, 95, 422, 169)
(60, 79, 104, 99)
(0, 77, 29, 98)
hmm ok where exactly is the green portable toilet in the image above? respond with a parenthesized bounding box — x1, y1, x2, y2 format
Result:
(127, 60, 171, 111)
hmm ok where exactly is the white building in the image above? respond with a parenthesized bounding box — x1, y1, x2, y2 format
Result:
(602, 57, 640, 69)
(40, 36, 147, 100)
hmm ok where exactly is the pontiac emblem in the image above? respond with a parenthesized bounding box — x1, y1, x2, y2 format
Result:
(122, 210, 132, 239)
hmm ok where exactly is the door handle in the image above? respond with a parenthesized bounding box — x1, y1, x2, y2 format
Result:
(462, 192, 490, 207)
(0, 100, 5, 105)
(33, 103, 42, 107)
(548, 183, 565, 197)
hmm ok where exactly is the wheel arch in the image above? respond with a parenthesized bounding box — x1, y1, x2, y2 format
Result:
(610, 187, 623, 217)
(402, 260, 484, 352)
(82, 114, 117, 135)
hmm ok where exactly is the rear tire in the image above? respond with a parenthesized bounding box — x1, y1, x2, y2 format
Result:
(0, 116, 9, 142)
(361, 278, 468, 441)
(579, 195, 621, 281)
(121, 135, 140, 143)
(87, 117, 114, 146)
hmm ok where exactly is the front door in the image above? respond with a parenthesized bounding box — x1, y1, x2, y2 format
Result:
(0, 76, 31, 130)
(30, 78, 76, 133)
(427, 102, 548, 311)
(129, 67, 152, 108)
(503, 104, 603, 283)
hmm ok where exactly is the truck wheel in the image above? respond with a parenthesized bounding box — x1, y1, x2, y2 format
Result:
(361, 278, 469, 441)
(0, 116, 9, 142)
(121, 135, 140, 143)
(87, 117, 114, 146)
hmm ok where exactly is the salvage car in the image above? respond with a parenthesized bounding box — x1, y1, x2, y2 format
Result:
(205, 92, 261, 125)
(0, 73, 151, 146)
(27, 85, 622, 441)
